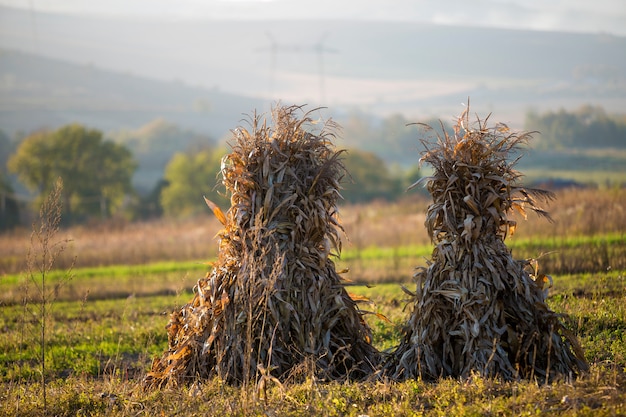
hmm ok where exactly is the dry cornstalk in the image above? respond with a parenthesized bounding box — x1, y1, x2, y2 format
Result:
(386, 106, 588, 382)
(145, 105, 378, 387)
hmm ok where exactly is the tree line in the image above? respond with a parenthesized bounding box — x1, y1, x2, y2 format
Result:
(2, 104, 623, 230)
(0, 124, 418, 230)
(524, 105, 626, 149)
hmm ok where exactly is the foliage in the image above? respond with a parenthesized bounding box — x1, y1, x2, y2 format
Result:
(160, 146, 228, 217)
(0, 171, 20, 230)
(7, 124, 137, 222)
(159, 132, 415, 214)
(134, 178, 169, 219)
(339, 111, 454, 168)
(341, 148, 404, 203)
(0, 129, 14, 173)
(525, 105, 626, 150)
(110, 118, 216, 192)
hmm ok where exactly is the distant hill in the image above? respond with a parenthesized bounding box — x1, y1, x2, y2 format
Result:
(0, 48, 265, 138)
(1, 5, 625, 129)
(1, 5, 625, 191)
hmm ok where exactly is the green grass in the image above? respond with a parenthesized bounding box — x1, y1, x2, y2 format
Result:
(507, 232, 625, 251)
(0, 294, 180, 382)
(0, 262, 207, 305)
(0, 260, 209, 286)
(339, 232, 625, 262)
(2, 276, 625, 380)
(2, 372, 625, 416)
(2, 232, 623, 303)
(342, 244, 433, 261)
(2, 232, 626, 415)
(2, 275, 626, 415)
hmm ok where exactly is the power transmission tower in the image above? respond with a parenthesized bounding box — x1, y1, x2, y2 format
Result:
(260, 31, 337, 104)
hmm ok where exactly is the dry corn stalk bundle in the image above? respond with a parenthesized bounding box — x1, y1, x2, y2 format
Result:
(386, 108, 588, 382)
(145, 105, 378, 387)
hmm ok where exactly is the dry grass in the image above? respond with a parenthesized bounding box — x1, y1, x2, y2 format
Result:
(3, 365, 626, 416)
(0, 217, 223, 275)
(509, 186, 626, 238)
(1, 188, 623, 278)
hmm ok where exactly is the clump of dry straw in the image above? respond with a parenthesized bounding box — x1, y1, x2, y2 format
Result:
(386, 106, 588, 382)
(145, 105, 378, 387)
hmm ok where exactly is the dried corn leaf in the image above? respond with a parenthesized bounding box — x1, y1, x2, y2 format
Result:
(386, 105, 587, 383)
(204, 196, 227, 225)
(145, 104, 378, 388)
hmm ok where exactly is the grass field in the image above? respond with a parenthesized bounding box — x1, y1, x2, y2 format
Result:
(2, 276, 625, 416)
(1, 188, 625, 415)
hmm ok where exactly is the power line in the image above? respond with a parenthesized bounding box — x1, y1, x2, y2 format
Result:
(258, 32, 338, 104)
(28, 0, 41, 55)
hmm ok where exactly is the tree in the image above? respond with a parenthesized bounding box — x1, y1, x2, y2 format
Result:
(160, 146, 228, 217)
(340, 112, 453, 168)
(110, 118, 215, 193)
(0, 129, 21, 229)
(135, 179, 169, 220)
(7, 124, 137, 222)
(0, 129, 14, 173)
(0, 171, 20, 230)
(524, 105, 626, 149)
(340, 149, 403, 203)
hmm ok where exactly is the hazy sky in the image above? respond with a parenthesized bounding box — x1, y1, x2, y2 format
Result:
(1, 0, 625, 36)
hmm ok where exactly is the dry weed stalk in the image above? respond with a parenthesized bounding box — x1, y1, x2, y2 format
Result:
(22, 177, 74, 412)
(386, 107, 588, 382)
(145, 105, 378, 387)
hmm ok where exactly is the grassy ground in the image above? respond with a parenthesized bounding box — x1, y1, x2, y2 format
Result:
(2, 188, 624, 275)
(1, 188, 625, 415)
(3, 232, 623, 304)
(1, 272, 626, 416)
